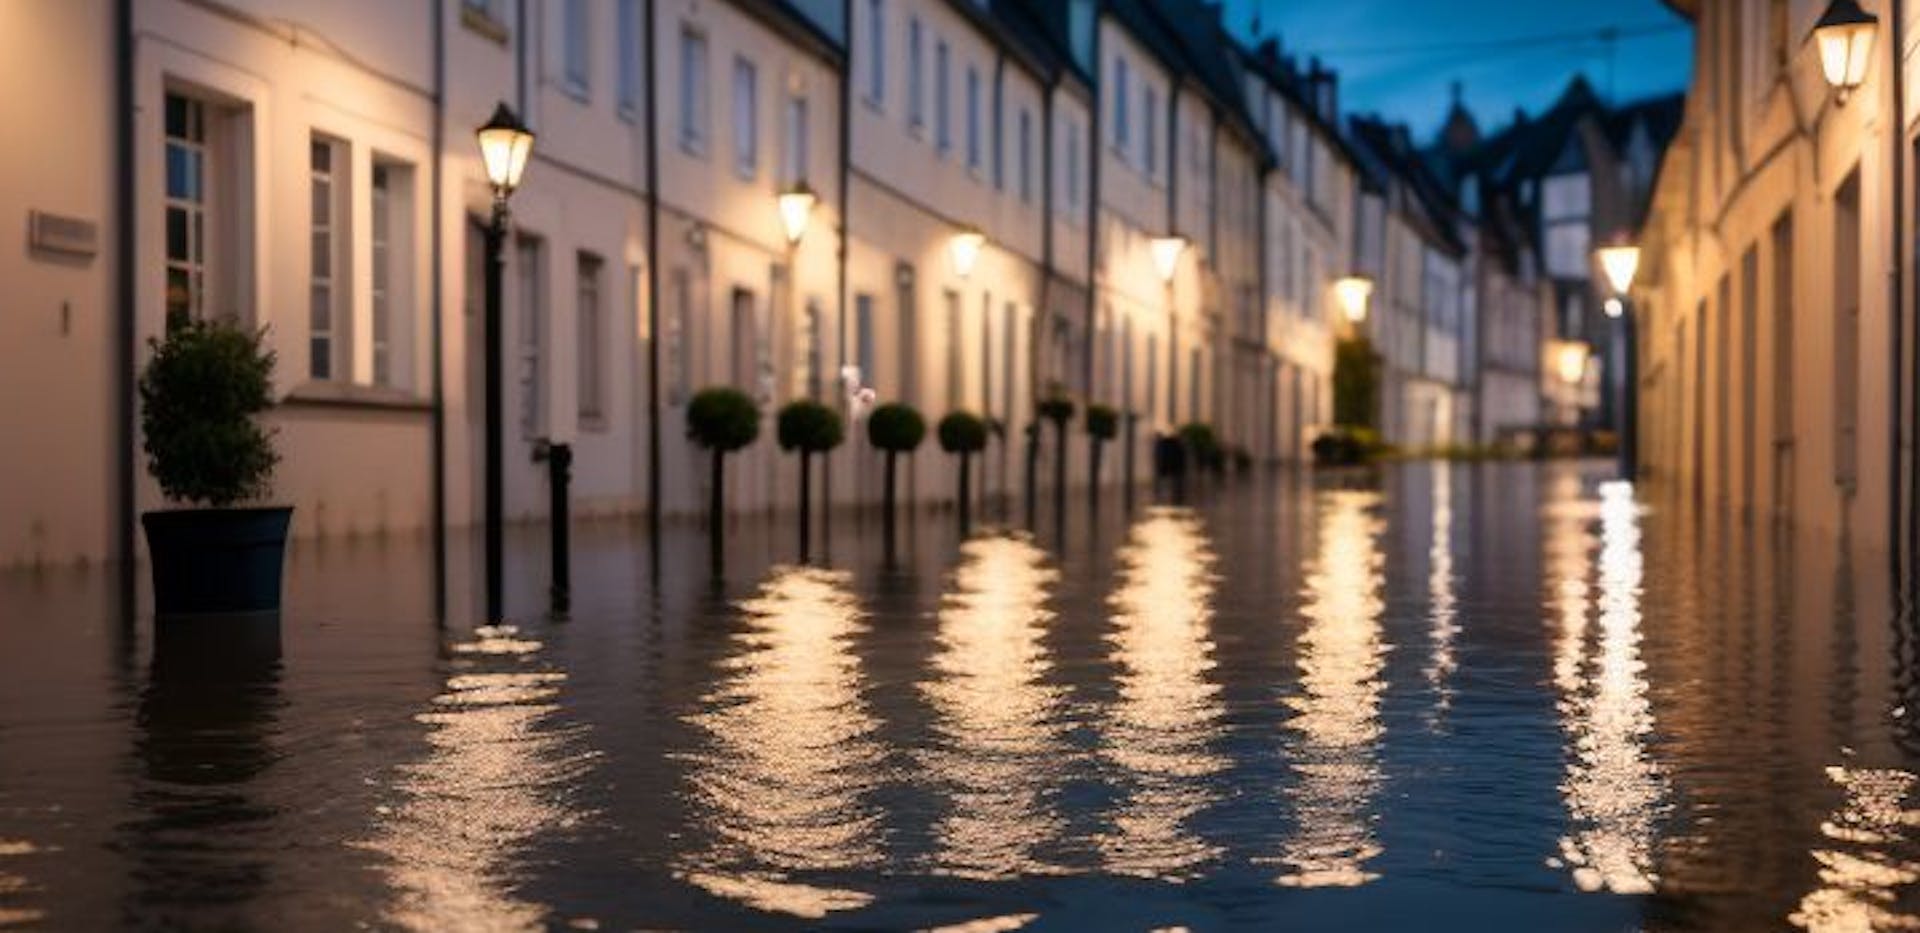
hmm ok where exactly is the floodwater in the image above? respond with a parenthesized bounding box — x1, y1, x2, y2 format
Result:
(5, 461, 1920, 931)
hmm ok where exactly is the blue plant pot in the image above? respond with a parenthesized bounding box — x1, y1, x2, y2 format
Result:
(141, 506, 293, 618)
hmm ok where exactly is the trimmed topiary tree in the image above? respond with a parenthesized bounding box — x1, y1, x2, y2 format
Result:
(1037, 389, 1075, 525)
(688, 387, 761, 574)
(1179, 421, 1223, 484)
(867, 402, 925, 556)
(140, 318, 279, 507)
(1085, 403, 1118, 509)
(938, 411, 989, 535)
(777, 399, 843, 562)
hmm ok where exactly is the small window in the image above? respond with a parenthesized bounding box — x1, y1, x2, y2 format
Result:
(865, 0, 885, 106)
(855, 293, 876, 385)
(370, 164, 394, 385)
(309, 136, 342, 379)
(166, 93, 211, 326)
(783, 94, 810, 184)
(578, 252, 606, 426)
(679, 28, 709, 152)
(1113, 57, 1130, 151)
(1017, 108, 1033, 203)
(515, 237, 545, 438)
(732, 57, 758, 178)
(1143, 85, 1158, 178)
(935, 39, 951, 154)
(1065, 120, 1082, 212)
(617, 0, 642, 116)
(561, 0, 590, 97)
(907, 18, 925, 131)
(668, 267, 692, 405)
(965, 65, 982, 171)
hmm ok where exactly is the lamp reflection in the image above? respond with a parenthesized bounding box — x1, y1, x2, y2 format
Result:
(1789, 766, 1920, 930)
(1427, 462, 1459, 720)
(1273, 489, 1387, 888)
(922, 534, 1067, 879)
(678, 566, 882, 919)
(1549, 477, 1665, 894)
(1100, 507, 1227, 879)
(0, 838, 42, 927)
(361, 624, 590, 931)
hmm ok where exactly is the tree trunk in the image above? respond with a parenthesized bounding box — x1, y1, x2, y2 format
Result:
(957, 453, 972, 536)
(1024, 425, 1039, 527)
(798, 452, 812, 563)
(883, 450, 898, 559)
(1089, 439, 1104, 510)
(1052, 420, 1067, 528)
(709, 449, 725, 576)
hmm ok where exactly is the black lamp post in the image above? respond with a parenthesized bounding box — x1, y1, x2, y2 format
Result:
(1596, 240, 1641, 482)
(475, 102, 535, 623)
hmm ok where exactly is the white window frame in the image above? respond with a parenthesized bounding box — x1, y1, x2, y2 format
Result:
(578, 251, 606, 427)
(561, 0, 590, 99)
(678, 27, 709, 154)
(308, 134, 344, 380)
(732, 56, 758, 179)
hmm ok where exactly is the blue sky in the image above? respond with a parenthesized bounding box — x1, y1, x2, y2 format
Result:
(1219, 0, 1695, 141)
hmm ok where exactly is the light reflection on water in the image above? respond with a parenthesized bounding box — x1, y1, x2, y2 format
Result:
(921, 534, 1068, 880)
(1272, 488, 1388, 888)
(676, 565, 883, 919)
(1548, 475, 1665, 894)
(1791, 766, 1920, 930)
(1426, 461, 1459, 721)
(1098, 507, 1228, 880)
(359, 624, 593, 932)
(0, 838, 42, 928)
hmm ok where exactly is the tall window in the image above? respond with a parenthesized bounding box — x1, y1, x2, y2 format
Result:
(855, 293, 876, 385)
(679, 28, 709, 152)
(1142, 84, 1158, 177)
(965, 65, 982, 171)
(371, 164, 394, 385)
(1065, 119, 1082, 212)
(935, 39, 951, 154)
(732, 57, 758, 178)
(865, 0, 886, 106)
(1017, 107, 1033, 203)
(561, 0, 590, 97)
(308, 137, 341, 379)
(1770, 211, 1795, 519)
(617, 0, 641, 116)
(1834, 170, 1861, 491)
(577, 252, 605, 426)
(1541, 172, 1592, 278)
(166, 93, 210, 326)
(668, 267, 692, 405)
(795, 299, 824, 399)
(907, 18, 925, 131)
(783, 95, 810, 184)
(516, 237, 544, 438)
(896, 266, 917, 402)
(945, 289, 963, 409)
(1113, 57, 1130, 151)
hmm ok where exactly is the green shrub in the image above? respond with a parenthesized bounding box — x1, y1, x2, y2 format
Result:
(138, 318, 279, 507)
(1036, 393, 1075, 425)
(937, 411, 988, 454)
(687, 387, 760, 453)
(867, 402, 926, 453)
(776, 399, 844, 454)
(1311, 425, 1388, 467)
(1085, 404, 1119, 441)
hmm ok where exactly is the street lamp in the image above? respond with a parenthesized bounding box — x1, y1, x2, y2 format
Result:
(777, 181, 817, 247)
(950, 226, 987, 279)
(1594, 238, 1641, 481)
(1596, 242, 1641, 296)
(475, 102, 534, 624)
(1812, 0, 1879, 101)
(1150, 235, 1188, 284)
(1555, 340, 1591, 388)
(1333, 274, 1375, 324)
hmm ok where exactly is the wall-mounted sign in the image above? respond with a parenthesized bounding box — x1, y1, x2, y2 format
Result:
(28, 210, 98, 259)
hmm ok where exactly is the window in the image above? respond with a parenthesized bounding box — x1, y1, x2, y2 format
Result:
(679, 28, 709, 152)
(946, 289, 963, 409)
(1542, 172, 1592, 278)
(991, 70, 1004, 189)
(730, 289, 758, 393)
(165, 93, 211, 326)
(1113, 57, 1130, 152)
(732, 57, 758, 178)
(855, 293, 876, 384)
(370, 164, 395, 385)
(935, 39, 951, 154)
(795, 299, 824, 399)
(308, 137, 342, 379)
(1834, 169, 1861, 490)
(1065, 119, 1082, 212)
(617, 0, 641, 116)
(908, 18, 925, 131)
(1143, 84, 1158, 178)
(561, 0, 590, 97)
(783, 94, 810, 184)
(516, 237, 544, 438)
(1017, 107, 1033, 203)
(668, 267, 692, 405)
(896, 265, 918, 403)
(577, 253, 605, 426)
(965, 65, 981, 171)
(865, 0, 885, 106)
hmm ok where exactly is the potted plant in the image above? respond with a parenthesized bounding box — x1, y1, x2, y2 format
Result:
(687, 387, 761, 574)
(1036, 389, 1075, 524)
(1085, 403, 1118, 508)
(138, 318, 288, 617)
(776, 399, 843, 562)
(937, 411, 988, 535)
(867, 402, 925, 556)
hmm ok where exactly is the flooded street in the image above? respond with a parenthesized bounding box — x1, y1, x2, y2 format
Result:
(5, 461, 1920, 930)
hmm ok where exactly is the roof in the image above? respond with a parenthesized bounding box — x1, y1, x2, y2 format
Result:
(1348, 114, 1465, 255)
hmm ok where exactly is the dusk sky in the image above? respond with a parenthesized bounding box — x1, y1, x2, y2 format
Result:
(1220, 0, 1695, 141)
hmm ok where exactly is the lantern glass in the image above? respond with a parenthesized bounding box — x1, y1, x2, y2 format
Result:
(1333, 276, 1374, 323)
(1150, 236, 1187, 284)
(1596, 244, 1641, 296)
(476, 103, 535, 195)
(949, 228, 987, 278)
(1556, 342, 1590, 387)
(777, 183, 817, 246)
(1813, 0, 1879, 92)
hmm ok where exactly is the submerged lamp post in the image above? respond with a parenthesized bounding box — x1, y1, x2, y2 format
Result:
(1594, 237, 1641, 482)
(1812, 0, 1879, 101)
(476, 102, 534, 623)
(1152, 235, 1187, 421)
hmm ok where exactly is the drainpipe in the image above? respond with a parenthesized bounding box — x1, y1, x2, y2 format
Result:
(1892, 0, 1911, 585)
(645, 0, 664, 574)
(831, 0, 852, 556)
(1085, 16, 1102, 401)
(115, 0, 135, 615)
(430, 0, 448, 622)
